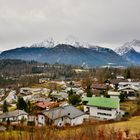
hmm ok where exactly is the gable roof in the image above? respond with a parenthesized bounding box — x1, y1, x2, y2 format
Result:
(83, 97, 119, 109)
(42, 105, 85, 120)
(118, 85, 139, 91)
(0, 110, 28, 119)
(63, 105, 85, 119)
(43, 107, 66, 120)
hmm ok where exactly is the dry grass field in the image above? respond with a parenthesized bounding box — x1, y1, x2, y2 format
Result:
(1, 116, 140, 140)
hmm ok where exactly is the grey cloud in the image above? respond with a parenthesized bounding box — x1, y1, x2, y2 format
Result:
(0, 0, 140, 50)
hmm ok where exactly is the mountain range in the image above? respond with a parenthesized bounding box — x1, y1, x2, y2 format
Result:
(0, 39, 140, 67)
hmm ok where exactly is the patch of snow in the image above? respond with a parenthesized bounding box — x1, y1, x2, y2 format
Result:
(115, 39, 140, 55)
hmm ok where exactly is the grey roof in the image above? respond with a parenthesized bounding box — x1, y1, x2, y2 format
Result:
(43, 107, 66, 120)
(0, 110, 28, 119)
(42, 105, 85, 120)
(63, 105, 85, 119)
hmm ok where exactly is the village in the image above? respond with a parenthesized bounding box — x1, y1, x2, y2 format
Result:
(0, 73, 140, 130)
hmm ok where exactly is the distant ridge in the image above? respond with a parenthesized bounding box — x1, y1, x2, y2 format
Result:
(0, 40, 128, 67)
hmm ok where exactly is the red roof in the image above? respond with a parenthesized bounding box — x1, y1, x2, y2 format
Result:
(36, 101, 58, 109)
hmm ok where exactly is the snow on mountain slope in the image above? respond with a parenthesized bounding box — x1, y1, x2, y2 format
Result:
(115, 40, 140, 55)
(30, 38, 56, 48)
(30, 37, 100, 50)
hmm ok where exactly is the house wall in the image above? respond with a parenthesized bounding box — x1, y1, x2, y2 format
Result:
(38, 115, 85, 127)
(88, 106, 119, 120)
(54, 117, 65, 127)
(70, 115, 85, 126)
(0, 114, 28, 122)
(84, 106, 90, 113)
(128, 97, 137, 100)
(0, 117, 16, 122)
(110, 95, 119, 99)
(17, 114, 28, 121)
(37, 114, 45, 126)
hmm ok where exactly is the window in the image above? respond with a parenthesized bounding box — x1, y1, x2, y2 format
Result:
(97, 112, 112, 116)
(97, 107, 112, 111)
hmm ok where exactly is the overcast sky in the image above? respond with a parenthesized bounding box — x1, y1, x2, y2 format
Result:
(0, 0, 140, 51)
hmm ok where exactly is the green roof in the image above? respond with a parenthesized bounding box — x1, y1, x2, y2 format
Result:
(83, 97, 119, 109)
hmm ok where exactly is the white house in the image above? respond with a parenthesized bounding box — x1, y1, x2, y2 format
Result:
(20, 88, 50, 96)
(108, 91, 120, 99)
(82, 97, 120, 120)
(0, 110, 28, 123)
(118, 85, 139, 100)
(37, 105, 85, 127)
(118, 81, 140, 89)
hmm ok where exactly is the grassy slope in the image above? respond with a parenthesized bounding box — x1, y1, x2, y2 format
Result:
(105, 116, 140, 133)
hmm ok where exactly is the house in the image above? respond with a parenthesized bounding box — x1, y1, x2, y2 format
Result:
(92, 84, 112, 95)
(108, 91, 120, 99)
(50, 91, 68, 101)
(82, 97, 120, 120)
(118, 85, 139, 100)
(118, 81, 140, 89)
(65, 87, 84, 96)
(37, 105, 85, 127)
(0, 110, 28, 123)
(20, 88, 50, 96)
(36, 101, 59, 110)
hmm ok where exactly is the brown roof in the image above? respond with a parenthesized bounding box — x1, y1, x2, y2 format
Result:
(110, 79, 129, 84)
(92, 84, 108, 90)
(110, 79, 140, 85)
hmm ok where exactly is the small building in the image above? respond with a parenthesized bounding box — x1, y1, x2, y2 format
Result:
(0, 110, 28, 123)
(82, 97, 120, 120)
(108, 91, 120, 99)
(37, 105, 85, 127)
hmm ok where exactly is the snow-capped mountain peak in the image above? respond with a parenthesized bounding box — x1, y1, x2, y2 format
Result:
(30, 38, 56, 48)
(115, 39, 140, 55)
(115, 43, 133, 55)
